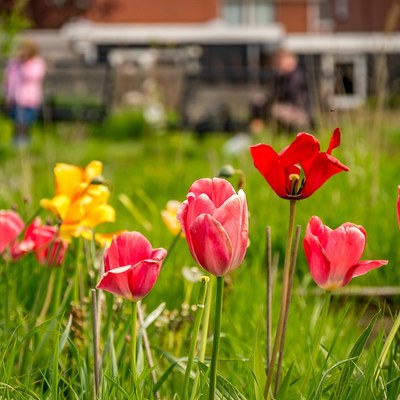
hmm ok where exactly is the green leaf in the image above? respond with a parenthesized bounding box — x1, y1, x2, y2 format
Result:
(119, 193, 152, 231)
(198, 362, 247, 400)
(332, 311, 380, 400)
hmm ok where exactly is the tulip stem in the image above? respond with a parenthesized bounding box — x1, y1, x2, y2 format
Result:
(91, 289, 100, 399)
(264, 200, 297, 399)
(131, 301, 138, 383)
(265, 226, 273, 372)
(275, 224, 301, 395)
(209, 276, 224, 400)
(190, 275, 214, 400)
(182, 276, 209, 400)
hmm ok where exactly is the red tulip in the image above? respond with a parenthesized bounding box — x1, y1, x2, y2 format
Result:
(0, 210, 24, 255)
(397, 186, 400, 228)
(250, 128, 349, 200)
(304, 216, 387, 290)
(12, 218, 67, 266)
(178, 178, 248, 276)
(96, 232, 167, 301)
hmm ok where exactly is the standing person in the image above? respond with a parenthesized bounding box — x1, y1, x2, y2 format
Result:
(267, 48, 314, 133)
(3, 39, 46, 147)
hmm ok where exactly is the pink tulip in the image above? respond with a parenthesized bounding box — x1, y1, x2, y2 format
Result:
(304, 216, 388, 290)
(178, 177, 248, 276)
(12, 218, 67, 266)
(0, 210, 24, 255)
(96, 231, 167, 301)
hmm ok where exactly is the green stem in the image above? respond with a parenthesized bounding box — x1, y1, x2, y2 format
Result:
(208, 275, 224, 400)
(4, 258, 10, 333)
(37, 268, 56, 325)
(190, 275, 214, 400)
(91, 289, 100, 399)
(304, 290, 332, 394)
(182, 276, 209, 399)
(131, 301, 138, 381)
(275, 225, 302, 395)
(264, 200, 297, 399)
(74, 237, 83, 304)
(162, 230, 182, 266)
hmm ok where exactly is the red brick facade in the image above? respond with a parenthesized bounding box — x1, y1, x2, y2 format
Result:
(84, 0, 218, 23)
(276, 2, 309, 33)
(1, 0, 399, 33)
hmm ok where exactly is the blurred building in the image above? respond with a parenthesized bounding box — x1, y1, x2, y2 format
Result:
(6, 0, 400, 33)
(2, 0, 400, 126)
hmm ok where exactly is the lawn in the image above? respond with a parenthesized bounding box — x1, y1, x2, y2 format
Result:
(0, 109, 399, 399)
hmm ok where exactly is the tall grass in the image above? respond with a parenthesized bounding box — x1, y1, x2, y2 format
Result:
(0, 110, 399, 398)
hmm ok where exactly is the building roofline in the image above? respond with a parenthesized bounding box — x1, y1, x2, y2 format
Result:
(60, 20, 284, 45)
(284, 33, 400, 53)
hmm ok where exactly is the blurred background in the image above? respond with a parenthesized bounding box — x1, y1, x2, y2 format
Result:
(1, 0, 400, 134)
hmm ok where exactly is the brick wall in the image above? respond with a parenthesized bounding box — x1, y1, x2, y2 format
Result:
(276, 1, 309, 33)
(84, 0, 218, 23)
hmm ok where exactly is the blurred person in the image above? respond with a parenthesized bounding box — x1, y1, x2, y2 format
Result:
(268, 48, 314, 132)
(249, 48, 314, 134)
(3, 39, 46, 147)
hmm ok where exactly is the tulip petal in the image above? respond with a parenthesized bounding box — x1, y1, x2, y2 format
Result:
(97, 260, 163, 302)
(83, 204, 116, 228)
(279, 132, 320, 165)
(301, 152, 350, 198)
(84, 161, 103, 183)
(127, 260, 163, 301)
(326, 128, 341, 154)
(40, 195, 71, 220)
(113, 232, 153, 270)
(97, 265, 135, 301)
(189, 214, 233, 276)
(250, 144, 287, 197)
(186, 193, 216, 227)
(54, 163, 83, 198)
(307, 216, 332, 249)
(189, 178, 236, 208)
(345, 259, 388, 283)
(303, 233, 330, 287)
(151, 248, 168, 262)
(324, 224, 366, 283)
(0, 210, 24, 253)
(397, 186, 400, 229)
(213, 191, 248, 270)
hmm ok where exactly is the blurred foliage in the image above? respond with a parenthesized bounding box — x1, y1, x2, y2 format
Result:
(0, 0, 31, 58)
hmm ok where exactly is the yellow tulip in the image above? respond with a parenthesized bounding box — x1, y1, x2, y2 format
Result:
(41, 161, 115, 241)
(161, 200, 184, 237)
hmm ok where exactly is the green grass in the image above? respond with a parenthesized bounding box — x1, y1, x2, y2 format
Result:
(0, 110, 399, 399)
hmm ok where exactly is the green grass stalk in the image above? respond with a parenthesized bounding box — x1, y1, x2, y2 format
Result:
(302, 290, 332, 393)
(264, 200, 297, 399)
(74, 237, 83, 304)
(181, 276, 209, 399)
(36, 268, 56, 325)
(208, 275, 224, 400)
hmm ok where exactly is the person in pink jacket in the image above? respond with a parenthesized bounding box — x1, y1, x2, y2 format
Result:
(4, 39, 46, 147)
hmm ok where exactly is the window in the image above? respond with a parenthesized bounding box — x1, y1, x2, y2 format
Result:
(319, 0, 334, 31)
(321, 54, 367, 109)
(222, 0, 275, 25)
